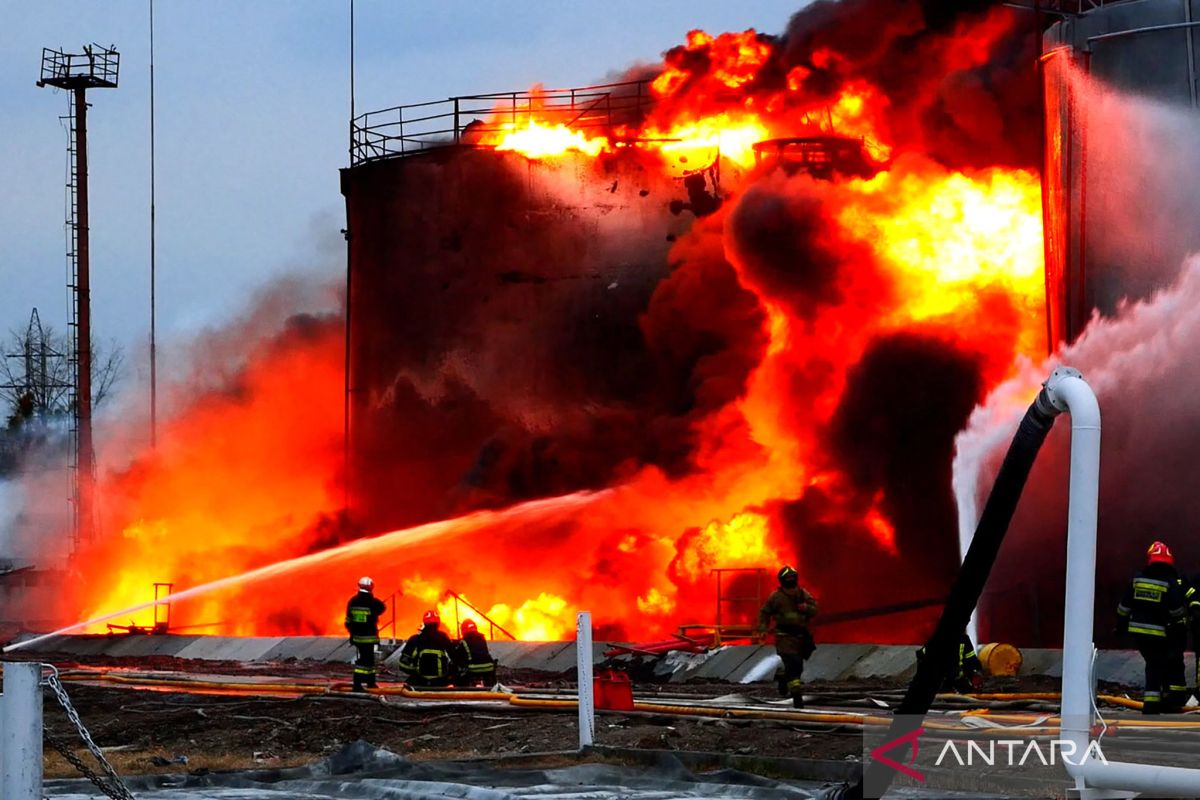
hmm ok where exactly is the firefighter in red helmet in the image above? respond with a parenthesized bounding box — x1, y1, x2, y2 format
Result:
(398, 610, 456, 687)
(344, 576, 387, 692)
(1117, 541, 1189, 713)
(452, 619, 498, 687)
(757, 565, 818, 708)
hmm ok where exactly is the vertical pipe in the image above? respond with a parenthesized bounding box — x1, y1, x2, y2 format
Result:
(343, 214, 352, 515)
(73, 85, 94, 544)
(343, 0, 356, 514)
(1049, 372, 1099, 795)
(1186, 0, 1198, 108)
(1, 662, 44, 800)
(1035, 0, 1055, 355)
(576, 611, 594, 750)
(149, 0, 158, 449)
(1049, 372, 1200, 794)
(1072, 50, 1091, 343)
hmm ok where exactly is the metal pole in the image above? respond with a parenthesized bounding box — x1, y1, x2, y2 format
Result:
(576, 611, 594, 750)
(343, 0, 356, 514)
(1186, 0, 1198, 109)
(74, 85, 95, 544)
(150, 0, 158, 448)
(1, 662, 44, 800)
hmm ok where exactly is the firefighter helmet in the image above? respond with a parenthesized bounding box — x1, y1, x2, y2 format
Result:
(1147, 541, 1175, 566)
(461, 619, 478, 636)
(357, 576, 374, 591)
(777, 565, 799, 588)
(423, 610, 441, 626)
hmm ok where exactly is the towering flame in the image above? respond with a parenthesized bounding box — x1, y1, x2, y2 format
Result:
(61, 2, 1047, 643)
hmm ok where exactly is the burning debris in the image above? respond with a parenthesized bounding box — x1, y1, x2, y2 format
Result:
(32, 2, 1048, 644)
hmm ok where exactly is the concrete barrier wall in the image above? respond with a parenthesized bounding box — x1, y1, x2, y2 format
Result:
(12, 634, 1173, 687)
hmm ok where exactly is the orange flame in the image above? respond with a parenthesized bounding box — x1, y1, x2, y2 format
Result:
(65, 13, 1046, 645)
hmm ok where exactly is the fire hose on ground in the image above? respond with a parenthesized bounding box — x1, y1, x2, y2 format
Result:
(49, 668, 1200, 734)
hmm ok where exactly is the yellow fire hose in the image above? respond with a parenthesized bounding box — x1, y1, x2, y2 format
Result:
(59, 670, 1200, 734)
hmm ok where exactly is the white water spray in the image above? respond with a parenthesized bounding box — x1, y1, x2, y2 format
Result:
(4, 489, 606, 653)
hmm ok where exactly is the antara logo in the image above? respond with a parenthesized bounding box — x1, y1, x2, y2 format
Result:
(870, 727, 926, 782)
(871, 729, 1109, 782)
(934, 738, 1108, 767)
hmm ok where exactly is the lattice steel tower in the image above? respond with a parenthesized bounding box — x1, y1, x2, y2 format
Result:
(37, 45, 119, 550)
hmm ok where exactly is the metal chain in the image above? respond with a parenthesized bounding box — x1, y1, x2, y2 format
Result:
(45, 728, 130, 800)
(42, 665, 137, 800)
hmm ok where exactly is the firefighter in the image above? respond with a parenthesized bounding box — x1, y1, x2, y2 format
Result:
(917, 632, 984, 693)
(1183, 573, 1200, 700)
(757, 565, 818, 708)
(344, 576, 386, 692)
(1116, 541, 1189, 714)
(453, 619, 498, 687)
(398, 610, 456, 687)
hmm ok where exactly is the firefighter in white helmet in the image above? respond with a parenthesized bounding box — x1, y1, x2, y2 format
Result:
(344, 576, 387, 692)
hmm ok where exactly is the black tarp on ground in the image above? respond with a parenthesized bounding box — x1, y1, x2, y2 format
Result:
(44, 741, 826, 799)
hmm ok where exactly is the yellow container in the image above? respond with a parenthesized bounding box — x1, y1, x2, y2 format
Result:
(978, 642, 1023, 676)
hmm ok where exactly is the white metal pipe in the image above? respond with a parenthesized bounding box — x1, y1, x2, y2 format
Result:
(1, 662, 43, 800)
(576, 611, 594, 749)
(1048, 368, 1200, 796)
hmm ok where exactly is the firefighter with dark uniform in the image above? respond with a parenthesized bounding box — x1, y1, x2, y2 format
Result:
(344, 576, 387, 692)
(453, 619, 498, 687)
(398, 610, 456, 687)
(1186, 574, 1200, 699)
(757, 565, 818, 708)
(1117, 541, 1189, 714)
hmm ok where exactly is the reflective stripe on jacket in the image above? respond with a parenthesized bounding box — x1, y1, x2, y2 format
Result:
(1118, 564, 1187, 639)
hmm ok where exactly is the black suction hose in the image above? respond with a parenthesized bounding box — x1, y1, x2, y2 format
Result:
(841, 386, 1061, 799)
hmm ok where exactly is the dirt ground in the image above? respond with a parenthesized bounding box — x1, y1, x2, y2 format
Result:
(19, 652, 1124, 781)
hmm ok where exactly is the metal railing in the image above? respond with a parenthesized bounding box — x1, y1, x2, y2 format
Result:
(379, 590, 400, 643)
(350, 79, 653, 166)
(38, 45, 119, 89)
(444, 590, 517, 641)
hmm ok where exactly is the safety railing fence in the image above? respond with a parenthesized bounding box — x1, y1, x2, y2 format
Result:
(350, 79, 653, 166)
(39, 46, 120, 88)
(444, 590, 517, 641)
(379, 590, 399, 644)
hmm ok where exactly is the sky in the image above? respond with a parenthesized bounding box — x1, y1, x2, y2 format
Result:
(0, 0, 806, 393)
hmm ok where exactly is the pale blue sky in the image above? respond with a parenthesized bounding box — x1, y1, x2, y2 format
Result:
(0, 1, 804, 380)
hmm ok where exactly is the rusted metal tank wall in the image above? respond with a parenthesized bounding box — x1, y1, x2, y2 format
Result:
(340, 148, 688, 534)
(1043, 0, 1200, 346)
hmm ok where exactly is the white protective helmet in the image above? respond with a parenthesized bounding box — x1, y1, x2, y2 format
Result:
(358, 576, 374, 591)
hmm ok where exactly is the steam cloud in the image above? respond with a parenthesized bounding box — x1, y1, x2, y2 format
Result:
(955, 72, 1200, 646)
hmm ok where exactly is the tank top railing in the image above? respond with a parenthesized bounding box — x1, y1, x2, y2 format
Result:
(350, 79, 653, 166)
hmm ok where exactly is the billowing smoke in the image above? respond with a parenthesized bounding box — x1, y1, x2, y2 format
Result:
(777, 0, 1041, 169)
(959, 256, 1200, 646)
(1066, 70, 1200, 316)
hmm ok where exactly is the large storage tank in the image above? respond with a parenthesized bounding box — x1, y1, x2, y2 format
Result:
(979, 1, 1200, 647)
(340, 143, 696, 535)
(1043, 0, 1200, 346)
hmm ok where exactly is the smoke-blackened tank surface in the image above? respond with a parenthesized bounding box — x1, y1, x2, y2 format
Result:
(1043, 0, 1200, 346)
(342, 148, 704, 534)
